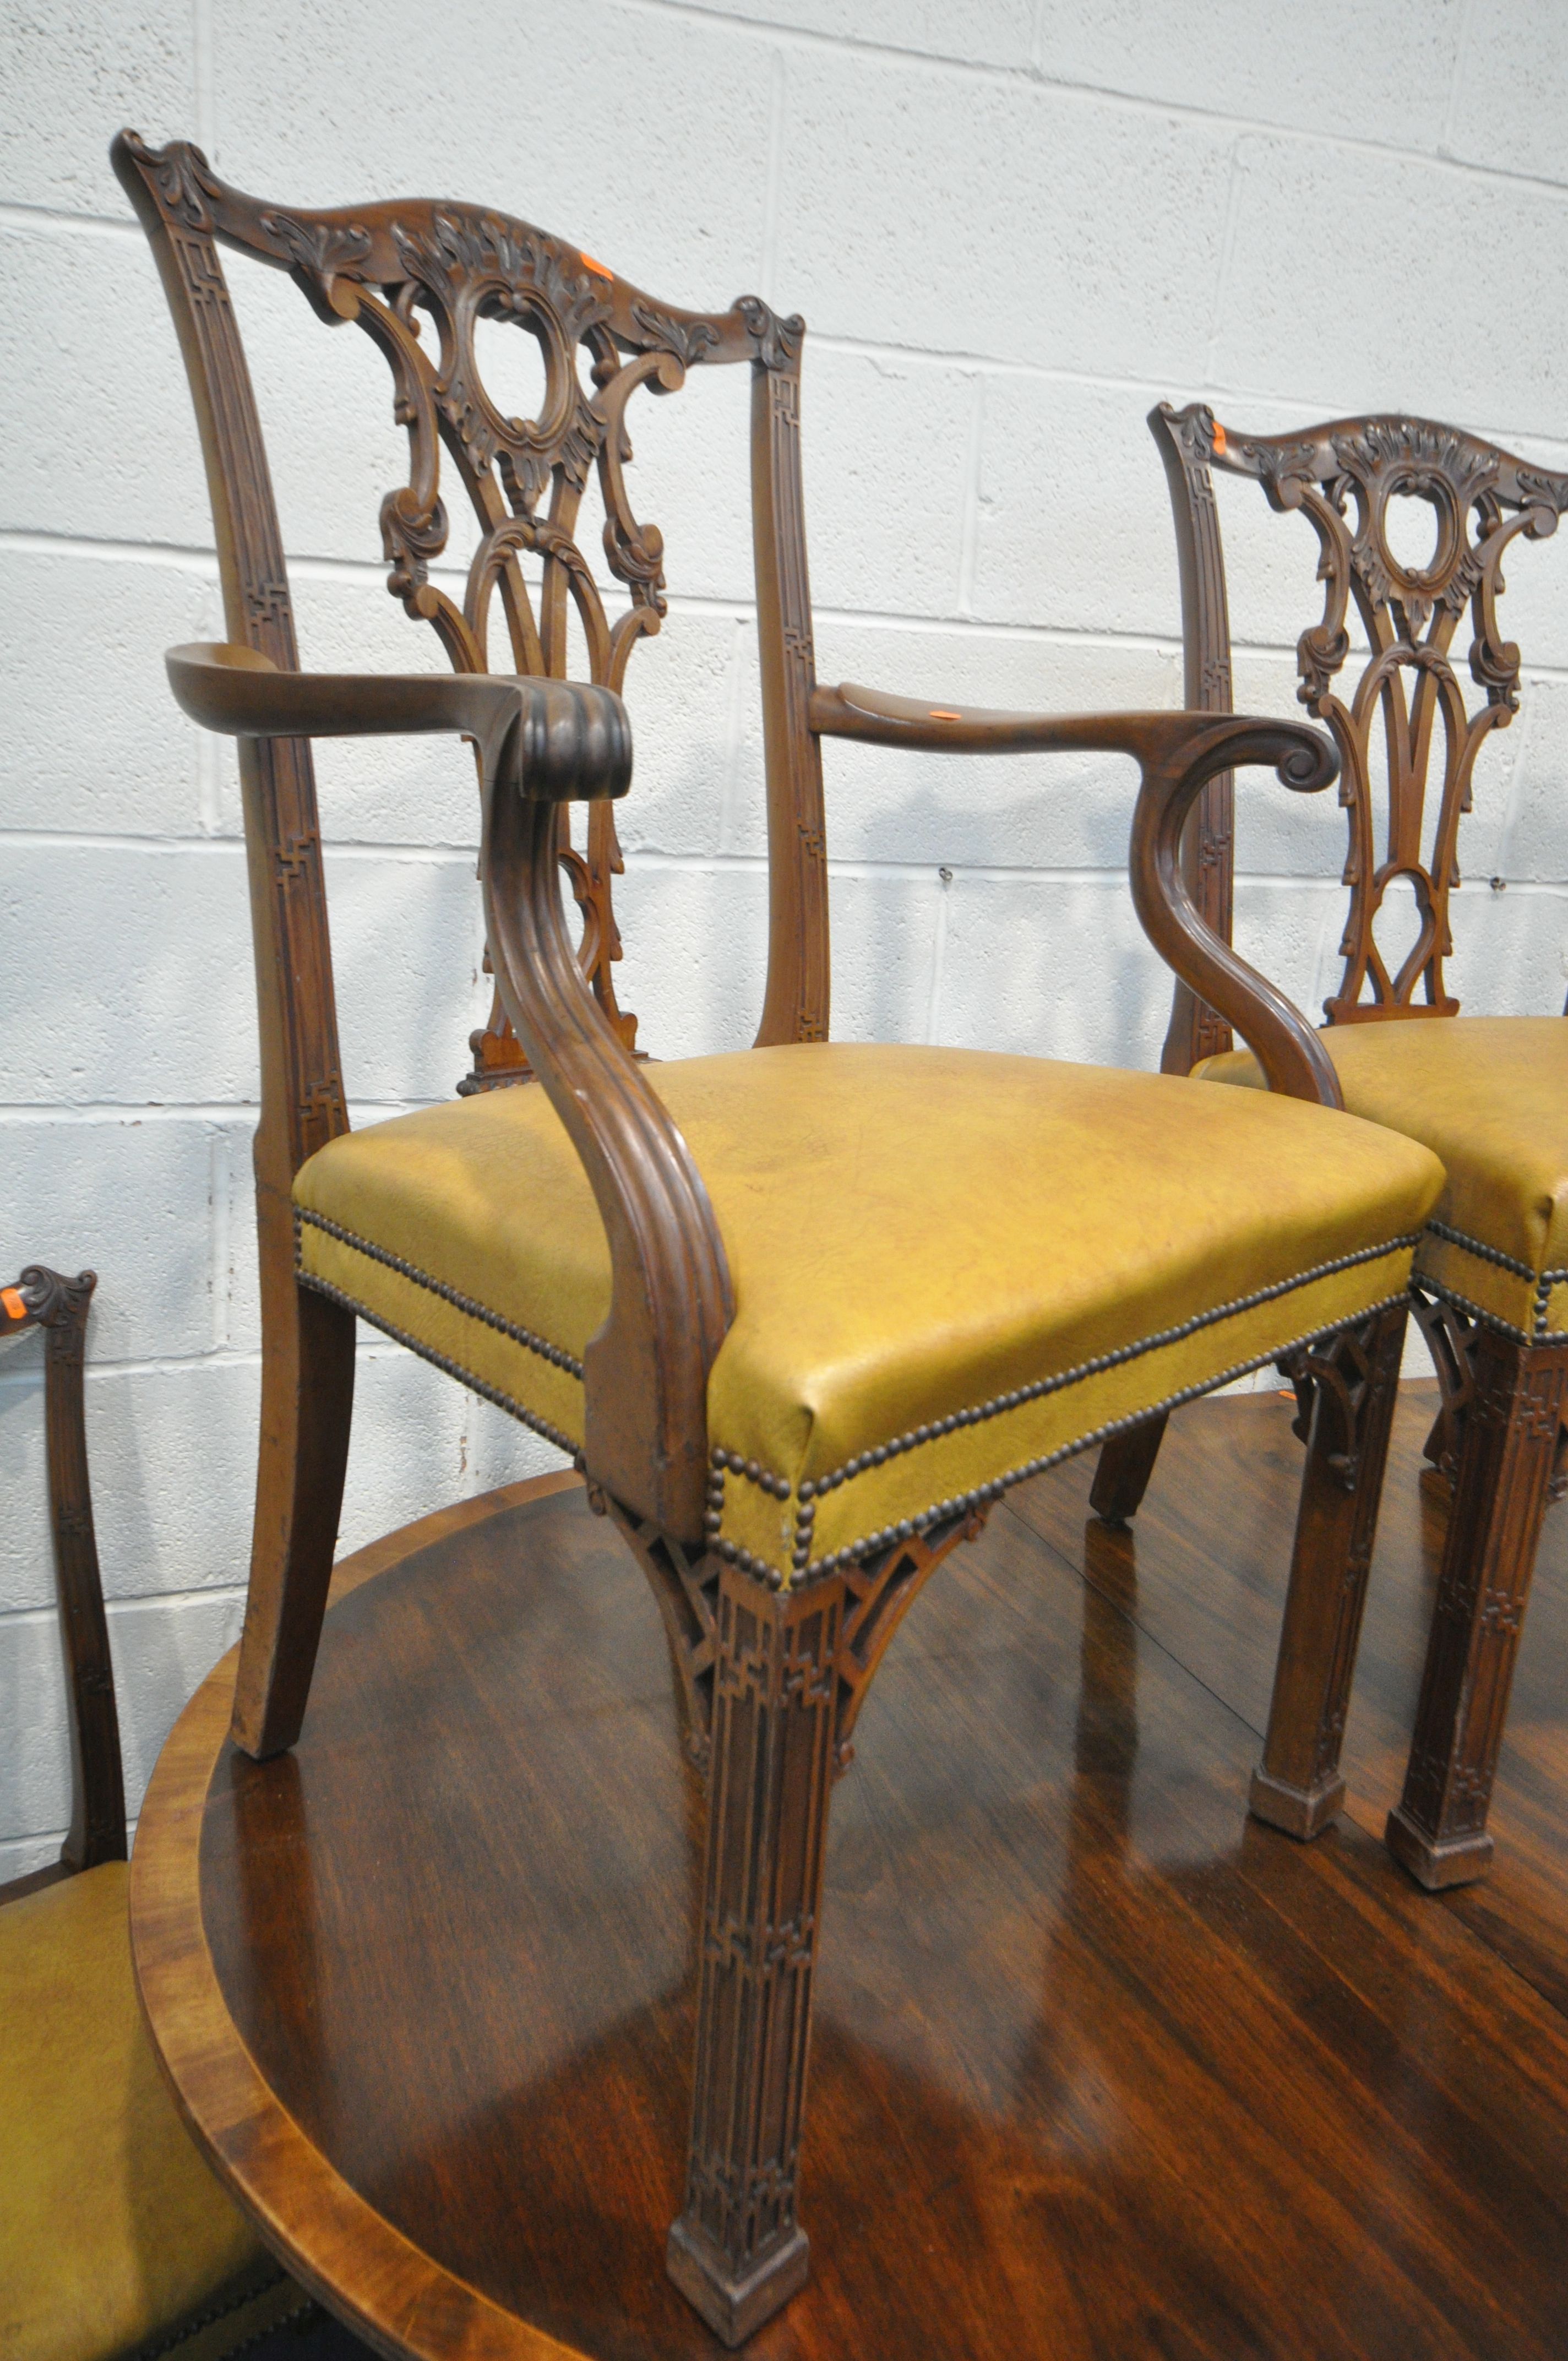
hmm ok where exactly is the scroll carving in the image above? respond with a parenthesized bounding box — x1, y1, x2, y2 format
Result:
(122, 136, 765, 1091)
(1168, 404, 1568, 1029)
(736, 295, 805, 374)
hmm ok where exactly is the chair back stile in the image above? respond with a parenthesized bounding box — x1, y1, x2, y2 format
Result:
(109, 132, 830, 1169)
(1151, 402, 1568, 1076)
(1, 1267, 124, 1902)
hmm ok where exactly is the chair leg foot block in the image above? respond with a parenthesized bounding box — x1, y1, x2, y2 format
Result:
(666, 2219, 810, 2346)
(1248, 1765, 1346, 1841)
(1385, 1805, 1494, 1891)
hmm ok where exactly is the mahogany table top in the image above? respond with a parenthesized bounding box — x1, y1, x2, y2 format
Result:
(130, 1391, 1568, 2360)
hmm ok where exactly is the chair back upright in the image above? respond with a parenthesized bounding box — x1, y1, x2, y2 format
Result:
(1150, 402, 1568, 1075)
(110, 131, 831, 1195)
(0, 1267, 123, 1905)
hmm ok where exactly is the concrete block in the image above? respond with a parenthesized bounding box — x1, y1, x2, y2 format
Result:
(323, 847, 491, 1104)
(2, 221, 211, 546)
(1447, 881, 1568, 1018)
(336, 1343, 569, 1557)
(210, 0, 772, 302)
(798, 348, 976, 618)
(817, 867, 940, 1046)
(110, 1588, 246, 1821)
(235, 257, 437, 574)
(1, 548, 215, 836)
(1032, 0, 1461, 153)
(0, 0, 194, 217)
(1, 1580, 244, 1841)
(1499, 676, 1568, 886)
(454, 1378, 574, 1499)
(1447, 1, 1568, 188)
(0, 1830, 64, 1883)
(0, 1606, 77, 1842)
(808, 619, 1177, 869)
(709, 0, 1035, 67)
(0, 1324, 569, 1636)
(615, 858, 933, 1060)
(612, 607, 751, 863)
(970, 374, 1201, 639)
(1216, 137, 1568, 442)
(774, 52, 1231, 380)
(0, 1357, 255, 1617)
(608, 336, 759, 611)
(0, 841, 258, 1103)
(0, 1349, 50, 1615)
(613, 859, 770, 1059)
(1231, 873, 1346, 1028)
(0, 1113, 227, 1361)
(1228, 643, 1365, 880)
(935, 872, 1172, 1069)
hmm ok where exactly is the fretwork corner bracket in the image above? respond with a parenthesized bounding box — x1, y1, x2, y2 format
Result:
(608, 1496, 989, 1785)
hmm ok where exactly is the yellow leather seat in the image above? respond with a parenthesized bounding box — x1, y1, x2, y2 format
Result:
(0, 1863, 273, 2361)
(296, 1043, 1442, 1578)
(1195, 1017, 1568, 1343)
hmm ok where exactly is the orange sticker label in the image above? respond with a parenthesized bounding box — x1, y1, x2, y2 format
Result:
(1, 1286, 28, 1321)
(1211, 421, 1228, 456)
(578, 250, 614, 281)
(929, 708, 962, 721)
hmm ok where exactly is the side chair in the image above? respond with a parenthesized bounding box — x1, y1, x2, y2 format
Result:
(1095, 401, 1568, 1895)
(114, 130, 1444, 2343)
(0, 1267, 298, 2361)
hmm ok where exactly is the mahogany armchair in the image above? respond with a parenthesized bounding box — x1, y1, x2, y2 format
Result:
(114, 131, 1443, 2342)
(0, 1269, 288, 2360)
(1096, 402, 1568, 1895)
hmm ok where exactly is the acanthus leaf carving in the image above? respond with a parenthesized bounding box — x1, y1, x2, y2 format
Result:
(258, 208, 374, 293)
(123, 130, 221, 230)
(735, 294, 804, 373)
(630, 302, 720, 369)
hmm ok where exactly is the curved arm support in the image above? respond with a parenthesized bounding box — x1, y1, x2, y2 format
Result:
(1128, 715, 1343, 1107)
(481, 773, 734, 1543)
(812, 683, 1341, 1107)
(171, 639, 726, 1540)
(165, 643, 633, 804)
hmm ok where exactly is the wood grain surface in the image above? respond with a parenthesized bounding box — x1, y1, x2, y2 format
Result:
(130, 1390, 1568, 2361)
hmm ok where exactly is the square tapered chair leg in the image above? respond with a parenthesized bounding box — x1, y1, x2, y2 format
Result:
(1386, 1328, 1568, 1889)
(666, 1561, 844, 2344)
(1249, 1303, 1407, 1840)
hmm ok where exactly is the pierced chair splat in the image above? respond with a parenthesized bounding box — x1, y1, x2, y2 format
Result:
(117, 131, 1444, 2342)
(1096, 399, 1568, 1892)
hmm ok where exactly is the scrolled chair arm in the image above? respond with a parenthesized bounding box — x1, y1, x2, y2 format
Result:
(810, 683, 1343, 1109)
(166, 639, 727, 1543)
(165, 642, 634, 803)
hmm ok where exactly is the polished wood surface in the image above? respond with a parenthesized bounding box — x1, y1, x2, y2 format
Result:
(132, 1387, 1568, 2360)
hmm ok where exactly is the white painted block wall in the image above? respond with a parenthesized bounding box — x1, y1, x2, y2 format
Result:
(4, 0, 1568, 1874)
